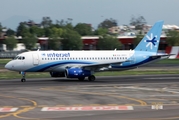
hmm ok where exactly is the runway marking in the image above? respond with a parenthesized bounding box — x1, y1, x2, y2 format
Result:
(41, 106, 134, 111)
(13, 97, 38, 119)
(0, 108, 18, 112)
(0, 94, 39, 119)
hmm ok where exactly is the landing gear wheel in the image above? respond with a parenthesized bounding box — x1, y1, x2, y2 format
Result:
(88, 75, 96, 81)
(21, 78, 26, 82)
(20, 71, 26, 82)
(78, 77, 85, 81)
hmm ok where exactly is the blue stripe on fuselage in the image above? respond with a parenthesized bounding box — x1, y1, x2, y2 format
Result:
(25, 61, 95, 72)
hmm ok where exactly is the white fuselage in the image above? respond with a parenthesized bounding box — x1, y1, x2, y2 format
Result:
(5, 50, 139, 72)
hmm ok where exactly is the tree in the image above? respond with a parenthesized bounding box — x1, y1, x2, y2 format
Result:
(29, 26, 44, 37)
(130, 15, 147, 30)
(94, 28, 108, 35)
(97, 35, 121, 50)
(74, 23, 92, 36)
(61, 29, 83, 50)
(98, 18, 118, 29)
(3, 36, 18, 50)
(6, 29, 15, 36)
(48, 36, 61, 50)
(16, 22, 29, 37)
(41, 17, 52, 28)
(22, 33, 38, 50)
(0, 23, 2, 33)
(51, 27, 63, 37)
(166, 30, 179, 46)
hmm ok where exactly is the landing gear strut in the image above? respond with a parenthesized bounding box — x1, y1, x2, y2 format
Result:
(20, 71, 26, 82)
(88, 75, 96, 81)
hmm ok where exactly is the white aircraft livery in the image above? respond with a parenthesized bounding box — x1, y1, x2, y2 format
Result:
(5, 20, 169, 82)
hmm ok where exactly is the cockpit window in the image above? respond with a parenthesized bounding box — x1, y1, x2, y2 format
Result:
(14, 56, 25, 60)
(14, 56, 19, 60)
(18, 56, 22, 60)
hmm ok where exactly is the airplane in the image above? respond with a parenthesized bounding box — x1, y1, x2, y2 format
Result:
(5, 20, 169, 82)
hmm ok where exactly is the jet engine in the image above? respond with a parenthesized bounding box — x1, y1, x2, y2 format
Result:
(65, 68, 91, 78)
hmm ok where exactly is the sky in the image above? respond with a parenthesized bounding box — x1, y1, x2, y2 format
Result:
(0, 0, 179, 30)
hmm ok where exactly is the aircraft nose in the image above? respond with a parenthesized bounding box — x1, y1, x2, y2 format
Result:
(5, 62, 12, 70)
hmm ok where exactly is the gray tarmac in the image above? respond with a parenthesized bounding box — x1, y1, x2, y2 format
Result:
(0, 75, 179, 120)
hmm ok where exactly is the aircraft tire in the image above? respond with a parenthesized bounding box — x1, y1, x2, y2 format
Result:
(88, 75, 95, 81)
(21, 78, 26, 82)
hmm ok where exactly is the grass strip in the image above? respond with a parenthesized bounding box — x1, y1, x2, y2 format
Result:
(0, 70, 179, 80)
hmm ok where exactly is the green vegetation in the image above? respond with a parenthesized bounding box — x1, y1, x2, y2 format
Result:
(0, 59, 12, 64)
(156, 59, 179, 64)
(0, 69, 179, 80)
(0, 71, 50, 79)
(97, 35, 122, 50)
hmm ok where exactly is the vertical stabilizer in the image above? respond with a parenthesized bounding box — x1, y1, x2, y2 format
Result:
(134, 21, 164, 53)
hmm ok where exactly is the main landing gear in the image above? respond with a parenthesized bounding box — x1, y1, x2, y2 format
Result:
(88, 75, 96, 81)
(20, 71, 26, 82)
(78, 75, 96, 81)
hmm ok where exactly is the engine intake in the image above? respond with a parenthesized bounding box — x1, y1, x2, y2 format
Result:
(65, 68, 91, 78)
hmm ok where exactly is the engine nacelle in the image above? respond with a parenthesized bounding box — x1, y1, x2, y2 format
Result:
(50, 72, 65, 77)
(65, 68, 91, 78)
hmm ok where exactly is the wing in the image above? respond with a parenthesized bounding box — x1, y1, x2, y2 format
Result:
(79, 60, 130, 71)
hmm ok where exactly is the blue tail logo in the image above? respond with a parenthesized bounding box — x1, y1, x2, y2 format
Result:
(134, 20, 164, 53)
(145, 33, 158, 49)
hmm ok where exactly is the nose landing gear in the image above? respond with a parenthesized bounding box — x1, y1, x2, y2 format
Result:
(20, 71, 26, 82)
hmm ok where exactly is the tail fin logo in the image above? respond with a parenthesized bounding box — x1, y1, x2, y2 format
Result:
(145, 33, 158, 49)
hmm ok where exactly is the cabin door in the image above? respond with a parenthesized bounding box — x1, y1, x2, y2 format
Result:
(32, 53, 39, 65)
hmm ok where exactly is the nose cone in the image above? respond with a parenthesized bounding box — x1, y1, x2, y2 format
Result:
(5, 62, 11, 69)
(5, 61, 14, 70)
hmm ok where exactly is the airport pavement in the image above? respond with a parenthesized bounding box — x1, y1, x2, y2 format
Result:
(0, 75, 179, 120)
